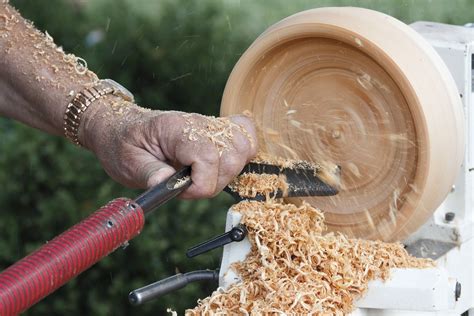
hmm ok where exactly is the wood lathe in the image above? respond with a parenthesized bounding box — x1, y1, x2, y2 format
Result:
(217, 8, 473, 316)
(128, 7, 473, 315)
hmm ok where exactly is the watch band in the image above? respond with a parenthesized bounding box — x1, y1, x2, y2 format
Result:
(63, 79, 134, 146)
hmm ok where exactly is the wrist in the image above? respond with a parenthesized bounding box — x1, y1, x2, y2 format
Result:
(78, 94, 124, 150)
(63, 79, 135, 146)
(77, 95, 148, 151)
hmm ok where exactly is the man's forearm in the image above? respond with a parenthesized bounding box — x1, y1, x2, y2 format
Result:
(0, 3, 98, 136)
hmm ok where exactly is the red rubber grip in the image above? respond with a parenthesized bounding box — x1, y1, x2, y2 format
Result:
(0, 198, 145, 315)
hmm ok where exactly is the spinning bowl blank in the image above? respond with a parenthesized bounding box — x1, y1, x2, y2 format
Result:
(221, 7, 464, 241)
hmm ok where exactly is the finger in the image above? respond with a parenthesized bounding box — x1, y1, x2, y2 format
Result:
(146, 162, 176, 188)
(176, 143, 220, 199)
(215, 150, 248, 193)
(124, 148, 176, 188)
(213, 117, 255, 191)
(228, 115, 258, 159)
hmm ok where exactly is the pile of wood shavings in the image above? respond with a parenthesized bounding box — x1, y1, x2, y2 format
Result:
(227, 173, 288, 198)
(186, 201, 434, 315)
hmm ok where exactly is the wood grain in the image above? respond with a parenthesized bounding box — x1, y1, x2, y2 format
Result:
(221, 7, 464, 241)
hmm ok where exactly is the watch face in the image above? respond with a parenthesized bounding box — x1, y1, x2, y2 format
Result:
(103, 79, 135, 102)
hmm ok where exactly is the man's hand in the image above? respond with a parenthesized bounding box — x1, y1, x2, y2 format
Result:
(80, 98, 258, 199)
(0, 3, 257, 199)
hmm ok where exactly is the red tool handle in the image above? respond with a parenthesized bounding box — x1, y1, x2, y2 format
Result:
(0, 198, 145, 316)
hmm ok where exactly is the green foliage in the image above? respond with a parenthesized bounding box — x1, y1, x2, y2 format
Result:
(2, 0, 474, 314)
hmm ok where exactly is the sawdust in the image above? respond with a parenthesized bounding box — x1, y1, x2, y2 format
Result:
(242, 109, 253, 118)
(289, 119, 315, 135)
(250, 152, 341, 190)
(346, 162, 361, 178)
(96, 99, 153, 121)
(182, 114, 254, 156)
(186, 200, 434, 315)
(364, 209, 376, 231)
(317, 161, 342, 190)
(173, 176, 190, 189)
(0, 4, 98, 99)
(356, 73, 373, 90)
(264, 127, 280, 137)
(252, 152, 317, 170)
(0, 14, 10, 31)
(228, 173, 288, 199)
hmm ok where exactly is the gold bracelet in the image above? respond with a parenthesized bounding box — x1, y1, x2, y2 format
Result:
(63, 79, 134, 146)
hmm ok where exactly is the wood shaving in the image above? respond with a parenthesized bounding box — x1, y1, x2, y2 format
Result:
(0, 3, 98, 98)
(0, 14, 11, 31)
(173, 176, 190, 189)
(251, 153, 341, 190)
(252, 152, 318, 170)
(290, 119, 315, 135)
(356, 73, 373, 90)
(183, 114, 254, 156)
(289, 119, 302, 128)
(63, 53, 89, 75)
(187, 200, 434, 315)
(228, 173, 288, 199)
(264, 127, 279, 137)
(74, 56, 88, 75)
(183, 116, 234, 155)
(242, 110, 253, 117)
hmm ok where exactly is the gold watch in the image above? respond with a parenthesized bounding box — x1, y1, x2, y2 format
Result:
(63, 79, 134, 146)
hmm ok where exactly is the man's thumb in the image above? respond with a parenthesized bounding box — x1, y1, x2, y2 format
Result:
(145, 161, 176, 188)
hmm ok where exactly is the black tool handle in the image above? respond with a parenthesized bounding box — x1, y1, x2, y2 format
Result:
(186, 224, 247, 258)
(128, 270, 218, 305)
(134, 166, 192, 214)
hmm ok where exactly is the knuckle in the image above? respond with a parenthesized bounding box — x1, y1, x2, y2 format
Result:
(221, 155, 244, 176)
(233, 137, 251, 153)
(200, 148, 220, 165)
(229, 114, 250, 124)
(159, 111, 186, 128)
(248, 139, 258, 157)
(229, 117, 257, 155)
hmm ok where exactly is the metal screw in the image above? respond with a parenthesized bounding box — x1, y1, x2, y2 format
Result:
(445, 212, 455, 222)
(231, 228, 245, 241)
(455, 281, 461, 301)
(230, 225, 247, 242)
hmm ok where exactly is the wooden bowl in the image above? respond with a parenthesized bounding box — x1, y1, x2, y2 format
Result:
(220, 7, 464, 241)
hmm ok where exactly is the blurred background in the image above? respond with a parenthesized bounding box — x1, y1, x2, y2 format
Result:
(1, 0, 473, 314)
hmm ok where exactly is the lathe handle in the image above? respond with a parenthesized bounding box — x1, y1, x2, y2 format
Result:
(0, 198, 145, 316)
